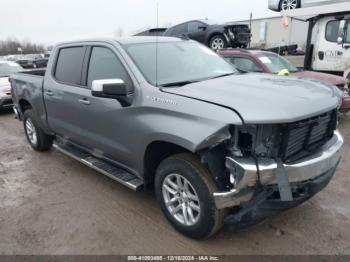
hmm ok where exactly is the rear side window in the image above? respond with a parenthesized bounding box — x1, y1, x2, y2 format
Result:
(172, 24, 188, 35)
(54, 47, 85, 85)
(188, 22, 206, 34)
(87, 47, 132, 88)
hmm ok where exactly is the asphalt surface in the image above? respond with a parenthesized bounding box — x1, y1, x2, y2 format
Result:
(0, 110, 349, 255)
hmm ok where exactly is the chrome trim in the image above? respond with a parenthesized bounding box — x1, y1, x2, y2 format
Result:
(214, 131, 343, 209)
(13, 106, 20, 119)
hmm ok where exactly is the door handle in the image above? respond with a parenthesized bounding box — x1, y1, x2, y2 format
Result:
(78, 98, 91, 105)
(46, 90, 54, 96)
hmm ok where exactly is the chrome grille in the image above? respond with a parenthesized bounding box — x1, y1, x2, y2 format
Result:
(280, 110, 337, 163)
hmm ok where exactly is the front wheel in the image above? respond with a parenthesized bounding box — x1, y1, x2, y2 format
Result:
(209, 35, 227, 50)
(155, 153, 225, 239)
(23, 109, 53, 151)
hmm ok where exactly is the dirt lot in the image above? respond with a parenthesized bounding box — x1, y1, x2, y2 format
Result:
(0, 110, 349, 255)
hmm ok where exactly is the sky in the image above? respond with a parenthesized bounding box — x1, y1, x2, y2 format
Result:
(0, 0, 277, 46)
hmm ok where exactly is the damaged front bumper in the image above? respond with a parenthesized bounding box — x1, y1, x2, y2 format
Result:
(213, 131, 343, 210)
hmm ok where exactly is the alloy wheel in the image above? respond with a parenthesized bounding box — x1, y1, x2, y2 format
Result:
(281, 0, 298, 10)
(162, 173, 201, 226)
(25, 118, 38, 146)
(211, 38, 225, 50)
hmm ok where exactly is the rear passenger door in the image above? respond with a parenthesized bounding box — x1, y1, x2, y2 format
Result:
(44, 46, 88, 143)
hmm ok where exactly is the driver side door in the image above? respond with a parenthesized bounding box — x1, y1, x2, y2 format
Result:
(75, 44, 136, 166)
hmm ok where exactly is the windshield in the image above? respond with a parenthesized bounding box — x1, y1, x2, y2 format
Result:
(125, 41, 237, 86)
(257, 53, 298, 74)
(0, 62, 23, 77)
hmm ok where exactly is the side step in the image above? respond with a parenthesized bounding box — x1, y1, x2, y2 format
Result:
(53, 143, 144, 191)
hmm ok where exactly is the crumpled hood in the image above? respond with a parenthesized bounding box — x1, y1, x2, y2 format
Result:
(162, 74, 340, 124)
(0, 77, 11, 93)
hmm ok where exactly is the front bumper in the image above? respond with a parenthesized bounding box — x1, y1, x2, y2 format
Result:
(0, 95, 13, 109)
(224, 164, 338, 228)
(213, 131, 343, 209)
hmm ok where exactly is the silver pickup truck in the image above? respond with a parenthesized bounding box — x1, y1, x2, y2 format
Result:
(10, 37, 343, 239)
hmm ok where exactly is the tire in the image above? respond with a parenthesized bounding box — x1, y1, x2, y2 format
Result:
(155, 153, 225, 239)
(279, 0, 300, 11)
(23, 109, 53, 151)
(209, 35, 227, 50)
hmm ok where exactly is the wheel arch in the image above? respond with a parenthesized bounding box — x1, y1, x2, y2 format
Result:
(206, 32, 226, 47)
(143, 140, 191, 188)
(18, 99, 33, 113)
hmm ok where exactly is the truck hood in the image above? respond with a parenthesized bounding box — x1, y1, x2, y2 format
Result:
(162, 74, 340, 124)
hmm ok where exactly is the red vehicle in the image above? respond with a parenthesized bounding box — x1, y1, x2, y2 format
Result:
(218, 49, 350, 113)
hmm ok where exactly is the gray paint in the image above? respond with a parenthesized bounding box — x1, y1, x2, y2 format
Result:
(10, 37, 339, 178)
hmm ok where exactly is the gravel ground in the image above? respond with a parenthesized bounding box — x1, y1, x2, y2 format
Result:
(0, 110, 349, 255)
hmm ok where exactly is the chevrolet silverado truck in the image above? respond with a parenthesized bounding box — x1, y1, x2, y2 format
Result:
(10, 37, 344, 239)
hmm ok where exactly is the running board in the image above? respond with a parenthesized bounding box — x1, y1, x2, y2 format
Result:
(53, 143, 144, 191)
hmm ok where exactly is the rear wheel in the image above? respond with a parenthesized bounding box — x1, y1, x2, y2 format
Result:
(155, 153, 225, 239)
(209, 35, 227, 50)
(23, 110, 53, 151)
(279, 0, 300, 11)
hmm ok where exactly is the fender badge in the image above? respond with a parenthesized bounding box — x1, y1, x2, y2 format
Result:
(146, 96, 178, 106)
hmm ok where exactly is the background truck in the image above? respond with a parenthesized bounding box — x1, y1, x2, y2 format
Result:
(284, 2, 350, 79)
(10, 37, 343, 239)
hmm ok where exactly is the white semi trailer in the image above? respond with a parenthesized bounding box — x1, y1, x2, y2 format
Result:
(284, 2, 350, 79)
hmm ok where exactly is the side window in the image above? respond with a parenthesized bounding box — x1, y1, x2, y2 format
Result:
(346, 20, 350, 44)
(325, 20, 340, 43)
(54, 47, 85, 85)
(231, 57, 263, 72)
(87, 46, 132, 88)
(188, 22, 206, 34)
(172, 23, 188, 35)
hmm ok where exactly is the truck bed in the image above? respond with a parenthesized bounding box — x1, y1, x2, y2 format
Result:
(10, 70, 49, 132)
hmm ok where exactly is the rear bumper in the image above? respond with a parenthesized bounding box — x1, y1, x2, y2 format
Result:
(0, 95, 13, 109)
(213, 131, 343, 209)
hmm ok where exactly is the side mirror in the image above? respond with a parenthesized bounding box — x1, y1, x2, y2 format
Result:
(338, 20, 347, 45)
(337, 36, 344, 45)
(91, 79, 127, 98)
(198, 26, 207, 31)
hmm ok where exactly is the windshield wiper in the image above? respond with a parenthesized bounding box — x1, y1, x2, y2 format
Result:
(160, 80, 198, 87)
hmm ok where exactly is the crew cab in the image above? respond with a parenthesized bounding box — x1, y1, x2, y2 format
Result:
(10, 37, 343, 239)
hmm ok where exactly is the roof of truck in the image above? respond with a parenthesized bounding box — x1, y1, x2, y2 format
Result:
(56, 37, 184, 47)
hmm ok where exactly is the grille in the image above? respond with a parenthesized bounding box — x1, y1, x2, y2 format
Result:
(280, 110, 337, 163)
